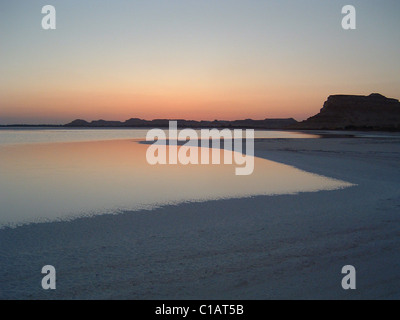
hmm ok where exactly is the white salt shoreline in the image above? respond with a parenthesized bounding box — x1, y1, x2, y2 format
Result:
(0, 136, 400, 299)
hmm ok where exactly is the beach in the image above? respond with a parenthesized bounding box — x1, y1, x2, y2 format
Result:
(1, 134, 400, 299)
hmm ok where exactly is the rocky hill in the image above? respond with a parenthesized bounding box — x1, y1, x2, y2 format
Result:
(295, 93, 400, 130)
(65, 118, 298, 129)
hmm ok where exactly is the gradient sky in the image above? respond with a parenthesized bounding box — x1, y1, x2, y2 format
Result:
(1, 0, 399, 124)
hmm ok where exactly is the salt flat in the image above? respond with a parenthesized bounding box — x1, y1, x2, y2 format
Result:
(0, 135, 399, 299)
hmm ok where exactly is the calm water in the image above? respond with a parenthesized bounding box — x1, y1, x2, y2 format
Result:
(0, 128, 320, 146)
(0, 129, 352, 228)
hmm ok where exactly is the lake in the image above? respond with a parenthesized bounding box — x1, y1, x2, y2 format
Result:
(0, 129, 352, 227)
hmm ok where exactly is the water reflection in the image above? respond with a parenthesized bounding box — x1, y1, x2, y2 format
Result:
(0, 128, 320, 146)
(0, 140, 352, 227)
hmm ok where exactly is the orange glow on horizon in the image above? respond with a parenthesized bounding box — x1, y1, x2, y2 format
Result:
(1, 83, 323, 123)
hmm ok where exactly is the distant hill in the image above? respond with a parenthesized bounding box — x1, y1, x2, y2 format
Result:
(294, 93, 400, 130)
(10, 93, 400, 131)
(65, 118, 298, 129)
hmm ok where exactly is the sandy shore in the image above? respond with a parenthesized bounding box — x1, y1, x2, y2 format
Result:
(1, 135, 400, 299)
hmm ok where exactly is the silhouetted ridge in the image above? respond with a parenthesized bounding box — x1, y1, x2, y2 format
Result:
(294, 93, 400, 130)
(66, 119, 90, 127)
(65, 118, 298, 129)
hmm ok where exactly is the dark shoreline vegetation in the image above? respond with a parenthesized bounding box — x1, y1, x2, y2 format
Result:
(1, 94, 400, 131)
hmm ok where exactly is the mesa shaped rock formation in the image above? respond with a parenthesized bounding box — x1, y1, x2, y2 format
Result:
(296, 93, 400, 130)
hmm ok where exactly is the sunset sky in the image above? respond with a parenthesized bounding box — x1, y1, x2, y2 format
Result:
(1, 0, 399, 124)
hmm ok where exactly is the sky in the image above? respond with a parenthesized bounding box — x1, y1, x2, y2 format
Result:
(0, 0, 399, 124)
